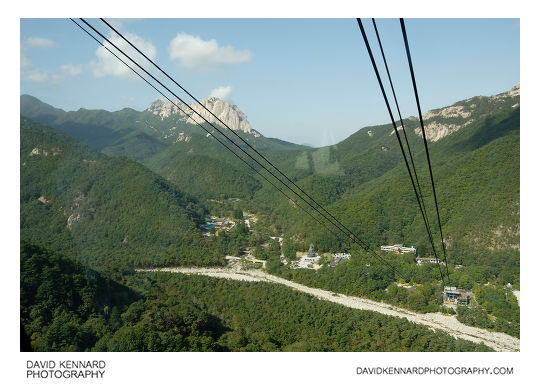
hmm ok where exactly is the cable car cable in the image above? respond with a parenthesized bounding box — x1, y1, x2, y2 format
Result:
(400, 18, 451, 284)
(74, 18, 406, 278)
(69, 18, 347, 246)
(98, 18, 400, 272)
(357, 17, 446, 285)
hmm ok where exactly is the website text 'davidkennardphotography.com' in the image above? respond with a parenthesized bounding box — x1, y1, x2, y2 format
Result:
(356, 366, 514, 376)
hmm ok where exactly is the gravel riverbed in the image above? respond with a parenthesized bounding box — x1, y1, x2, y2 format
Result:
(137, 267, 520, 352)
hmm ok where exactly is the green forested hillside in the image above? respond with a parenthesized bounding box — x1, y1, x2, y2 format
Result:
(101, 130, 168, 161)
(142, 133, 263, 199)
(20, 85, 520, 350)
(21, 90, 519, 281)
(20, 117, 228, 271)
(20, 241, 492, 352)
(20, 95, 307, 199)
(252, 101, 520, 337)
(20, 241, 225, 352)
(256, 106, 519, 264)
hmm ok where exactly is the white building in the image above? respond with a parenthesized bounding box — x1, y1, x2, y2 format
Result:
(329, 253, 351, 267)
(415, 257, 440, 265)
(380, 244, 417, 255)
(296, 244, 321, 269)
(297, 255, 320, 269)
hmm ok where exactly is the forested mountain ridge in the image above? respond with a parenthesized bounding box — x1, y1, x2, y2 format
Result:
(20, 117, 231, 271)
(19, 83, 520, 351)
(20, 95, 306, 199)
(247, 84, 519, 217)
(416, 83, 520, 142)
(248, 85, 520, 323)
(20, 94, 306, 154)
(265, 83, 520, 191)
(254, 85, 520, 254)
(20, 85, 520, 261)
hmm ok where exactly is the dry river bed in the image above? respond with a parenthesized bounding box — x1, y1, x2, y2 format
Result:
(136, 267, 519, 352)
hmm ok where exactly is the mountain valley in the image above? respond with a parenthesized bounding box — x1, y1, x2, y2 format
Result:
(19, 84, 520, 351)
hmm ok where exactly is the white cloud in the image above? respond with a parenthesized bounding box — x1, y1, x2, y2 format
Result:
(168, 33, 252, 71)
(209, 86, 233, 100)
(92, 32, 156, 78)
(23, 69, 61, 84)
(22, 62, 82, 84)
(25, 37, 55, 49)
(20, 53, 31, 70)
(60, 63, 83, 76)
(21, 36, 82, 84)
(24, 71, 49, 83)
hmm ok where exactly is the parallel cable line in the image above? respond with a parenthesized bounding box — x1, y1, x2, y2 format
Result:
(400, 18, 451, 284)
(69, 18, 347, 246)
(371, 18, 431, 231)
(94, 18, 405, 276)
(357, 18, 446, 285)
(79, 19, 348, 244)
(371, 18, 440, 272)
(75, 18, 405, 278)
(98, 18, 404, 276)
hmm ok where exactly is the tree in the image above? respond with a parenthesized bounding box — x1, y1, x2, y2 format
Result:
(233, 208, 244, 220)
(253, 245, 264, 259)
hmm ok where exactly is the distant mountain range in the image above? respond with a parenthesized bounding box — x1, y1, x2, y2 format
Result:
(19, 84, 520, 352)
(20, 94, 299, 152)
(20, 83, 520, 259)
(21, 82, 520, 150)
(20, 94, 309, 199)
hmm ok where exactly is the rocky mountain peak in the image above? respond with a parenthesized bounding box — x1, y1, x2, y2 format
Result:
(149, 99, 165, 109)
(147, 97, 260, 137)
(508, 82, 520, 96)
(405, 83, 521, 142)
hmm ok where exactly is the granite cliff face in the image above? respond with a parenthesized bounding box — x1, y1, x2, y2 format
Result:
(148, 97, 260, 137)
(411, 83, 520, 142)
(148, 99, 189, 119)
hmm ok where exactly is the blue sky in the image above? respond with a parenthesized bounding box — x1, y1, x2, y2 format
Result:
(20, 18, 519, 146)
